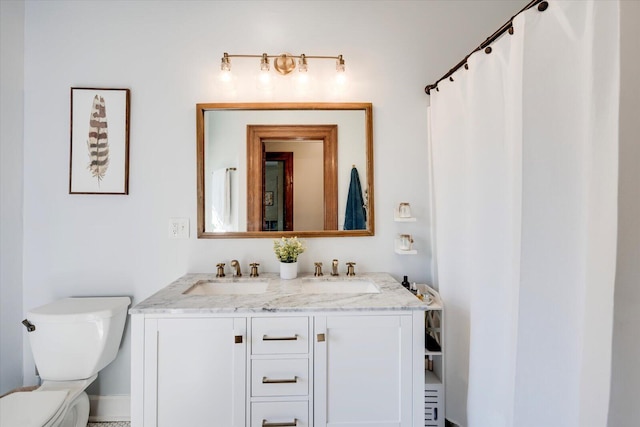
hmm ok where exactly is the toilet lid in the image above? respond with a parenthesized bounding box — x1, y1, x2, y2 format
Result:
(0, 390, 67, 427)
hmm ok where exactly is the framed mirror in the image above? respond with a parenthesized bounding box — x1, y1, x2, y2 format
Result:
(196, 103, 374, 238)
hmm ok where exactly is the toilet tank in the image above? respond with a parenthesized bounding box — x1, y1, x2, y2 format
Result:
(26, 297, 131, 381)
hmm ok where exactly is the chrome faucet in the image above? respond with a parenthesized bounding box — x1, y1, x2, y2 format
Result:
(250, 263, 260, 277)
(314, 262, 324, 277)
(230, 260, 242, 277)
(346, 262, 356, 276)
(331, 259, 339, 276)
(216, 263, 226, 278)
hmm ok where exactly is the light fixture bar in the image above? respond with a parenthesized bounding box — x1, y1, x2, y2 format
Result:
(223, 53, 343, 60)
(220, 52, 345, 76)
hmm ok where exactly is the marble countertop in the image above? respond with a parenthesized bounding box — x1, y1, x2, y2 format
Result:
(130, 272, 430, 314)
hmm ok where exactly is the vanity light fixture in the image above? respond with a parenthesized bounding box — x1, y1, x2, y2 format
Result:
(220, 52, 346, 77)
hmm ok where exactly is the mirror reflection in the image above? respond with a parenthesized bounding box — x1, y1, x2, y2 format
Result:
(196, 103, 374, 238)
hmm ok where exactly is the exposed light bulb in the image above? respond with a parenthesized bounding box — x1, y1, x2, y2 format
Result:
(219, 69, 233, 83)
(297, 72, 310, 85)
(258, 69, 271, 85)
(334, 54, 348, 90)
(256, 70, 274, 93)
(294, 69, 313, 97)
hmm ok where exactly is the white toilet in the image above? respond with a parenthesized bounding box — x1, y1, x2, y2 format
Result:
(0, 297, 130, 427)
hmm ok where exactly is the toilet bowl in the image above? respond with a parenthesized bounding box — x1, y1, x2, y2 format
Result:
(0, 297, 130, 427)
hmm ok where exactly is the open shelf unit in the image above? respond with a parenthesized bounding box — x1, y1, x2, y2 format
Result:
(418, 284, 444, 427)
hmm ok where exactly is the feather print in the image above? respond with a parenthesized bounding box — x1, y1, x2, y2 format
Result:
(86, 95, 109, 182)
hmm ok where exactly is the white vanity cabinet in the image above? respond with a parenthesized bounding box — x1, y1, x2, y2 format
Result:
(136, 317, 247, 427)
(130, 273, 429, 427)
(314, 314, 414, 427)
(132, 312, 422, 427)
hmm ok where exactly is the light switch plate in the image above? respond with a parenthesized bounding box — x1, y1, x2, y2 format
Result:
(169, 218, 189, 239)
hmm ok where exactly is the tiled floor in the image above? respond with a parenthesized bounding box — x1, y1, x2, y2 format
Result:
(87, 423, 130, 427)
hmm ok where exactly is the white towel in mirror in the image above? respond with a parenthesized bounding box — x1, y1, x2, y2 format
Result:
(211, 168, 231, 230)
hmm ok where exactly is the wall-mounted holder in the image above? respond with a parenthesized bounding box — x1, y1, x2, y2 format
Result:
(394, 203, 416, 222)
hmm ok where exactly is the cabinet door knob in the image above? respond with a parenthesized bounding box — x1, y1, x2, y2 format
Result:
(317, 333, 325, 342)
(262, 420, 297, 427)
(234, 335, 243, 344)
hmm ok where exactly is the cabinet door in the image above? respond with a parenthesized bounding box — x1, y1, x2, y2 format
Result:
(314, 315, 412, 427)
(143, 317, 246, 427)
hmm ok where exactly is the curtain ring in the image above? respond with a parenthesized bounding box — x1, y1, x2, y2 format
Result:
(464, 63, 469, 70)
(508, 26, 514, 35)
(485, 46, 492, 54)
(538, 1, 549, 11)
(449, 76, 454, 82)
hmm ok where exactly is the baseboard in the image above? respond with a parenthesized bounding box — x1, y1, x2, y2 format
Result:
(88, 394, 130, 422)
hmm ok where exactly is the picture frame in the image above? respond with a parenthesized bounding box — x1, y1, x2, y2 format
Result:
(265, 191, 274, 206)
(69, 87, 130, 194)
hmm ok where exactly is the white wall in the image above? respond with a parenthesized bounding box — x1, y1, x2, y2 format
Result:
(20, 0, 527, 397)
(608, 1, 640, 425)
(0, 0, 25, 395)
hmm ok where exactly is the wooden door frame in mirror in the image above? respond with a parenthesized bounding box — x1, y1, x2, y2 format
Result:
(247, 125, 338, 232)
(196, 102, 374, 238)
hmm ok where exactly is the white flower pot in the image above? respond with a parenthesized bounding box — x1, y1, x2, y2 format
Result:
(280, 262, 298, 280)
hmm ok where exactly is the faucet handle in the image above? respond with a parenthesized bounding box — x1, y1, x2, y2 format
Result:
(216, 263, 226, 278)
(314, 262, 324, 277)
(250, 263, 260, 277)
(346, 262, 356, 276)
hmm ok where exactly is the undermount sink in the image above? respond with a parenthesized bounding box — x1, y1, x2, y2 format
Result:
(183, 280, 269, 296)
(300, 280, 380, 294)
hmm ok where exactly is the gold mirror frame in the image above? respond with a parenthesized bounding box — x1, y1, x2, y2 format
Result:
(196, 102, 374, 239)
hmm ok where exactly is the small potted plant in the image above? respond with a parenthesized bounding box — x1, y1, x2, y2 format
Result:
(273, 236, 305, 279)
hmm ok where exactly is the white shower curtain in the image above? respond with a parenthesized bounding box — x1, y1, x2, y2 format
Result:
(428, 1, 620, 426)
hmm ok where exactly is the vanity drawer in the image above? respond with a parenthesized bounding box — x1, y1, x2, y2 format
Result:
(252, 358, 309, 397)
(252, 317, 309, 355)
(251, 401, 308, 427)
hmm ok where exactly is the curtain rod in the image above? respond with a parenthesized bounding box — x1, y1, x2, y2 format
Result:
(424, 0, 547, 95)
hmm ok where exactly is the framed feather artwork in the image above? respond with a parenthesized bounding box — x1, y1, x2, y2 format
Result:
(69, 87, 130, 194)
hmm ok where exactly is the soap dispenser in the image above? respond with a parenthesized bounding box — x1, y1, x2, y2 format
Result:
(401, 275, 410, 290)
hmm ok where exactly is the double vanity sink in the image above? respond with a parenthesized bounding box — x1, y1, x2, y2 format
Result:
(183, 277, 380, 296)
(132, 272, 424, 313)
(130, 272, 428, 427)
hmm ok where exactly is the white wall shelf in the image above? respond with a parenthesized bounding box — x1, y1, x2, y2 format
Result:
(394, 239, 417, 255)
(394, 213, 417, 222)
(394, 204, 416, 253)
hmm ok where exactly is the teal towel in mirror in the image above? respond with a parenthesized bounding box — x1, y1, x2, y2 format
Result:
(344, 167, 366, 230)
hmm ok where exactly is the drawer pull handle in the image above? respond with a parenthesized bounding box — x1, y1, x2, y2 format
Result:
(262, 334, 298, 341)
(262, 376, 298, 384)
(234, 335, 243, 344)
(317, 333, 325, 342)
(262, 419, 297, 427)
